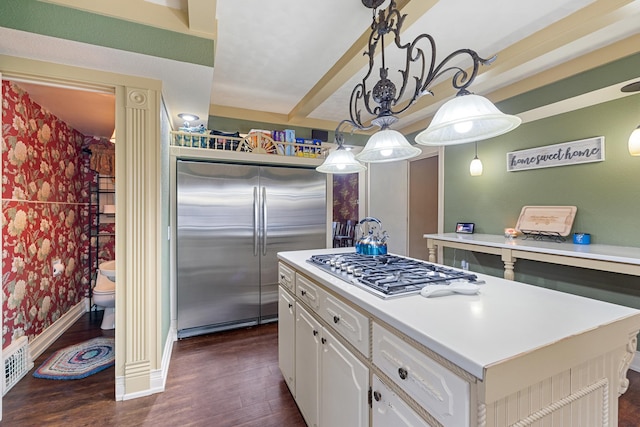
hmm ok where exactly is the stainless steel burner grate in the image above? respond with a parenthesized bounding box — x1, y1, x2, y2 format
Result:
(308, 253, 480, 299)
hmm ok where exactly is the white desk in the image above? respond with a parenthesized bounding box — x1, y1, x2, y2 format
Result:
(424, 233, 640, 280)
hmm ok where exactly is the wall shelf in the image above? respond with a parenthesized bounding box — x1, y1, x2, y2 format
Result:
(87, 174, 115, 309)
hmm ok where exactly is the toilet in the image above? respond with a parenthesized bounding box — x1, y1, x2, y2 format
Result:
(93, 269, 116, 330)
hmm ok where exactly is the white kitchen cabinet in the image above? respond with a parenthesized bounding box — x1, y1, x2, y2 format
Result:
(295, 303, 369, 427)
(295, 303, 321, 427)
(278, 286, 296, 395)
(320, 326, 369, 427)
(372, 375, 432, 427)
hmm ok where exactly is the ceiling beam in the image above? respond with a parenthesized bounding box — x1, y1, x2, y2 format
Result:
(187, 0, 217, 38)
(286, 0, 439, 124)
(210, 104, 340, 131)
(397, 0, 638, 135)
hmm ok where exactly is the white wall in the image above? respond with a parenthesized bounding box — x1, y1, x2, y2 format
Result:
(367, 161, 409, 255)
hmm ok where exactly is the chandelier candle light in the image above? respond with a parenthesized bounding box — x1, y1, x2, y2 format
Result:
(316, 0, 521, 173)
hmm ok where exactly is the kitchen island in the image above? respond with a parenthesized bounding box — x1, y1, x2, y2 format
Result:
(278, 247, 640, 427)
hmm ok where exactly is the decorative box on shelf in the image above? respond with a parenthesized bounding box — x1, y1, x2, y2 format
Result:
(170, 128, 327, 158)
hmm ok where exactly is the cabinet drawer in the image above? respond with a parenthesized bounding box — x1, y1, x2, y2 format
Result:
(372, 375, 432, 427)
(296, 274, 322, 312)
(278, 262, 295, 292)
(319, 292, 370, 357)
(373, 323, 469, 427)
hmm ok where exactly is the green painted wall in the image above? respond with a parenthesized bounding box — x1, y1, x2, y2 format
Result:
(440, 68, 640, 322)
(443, 93, 640, 245)
(0, 0, 214, 67)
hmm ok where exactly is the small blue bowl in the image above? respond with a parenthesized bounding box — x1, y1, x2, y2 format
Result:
(573, 233, 591, 245)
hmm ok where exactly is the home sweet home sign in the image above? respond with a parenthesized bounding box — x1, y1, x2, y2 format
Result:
(506, 136, 605, 172)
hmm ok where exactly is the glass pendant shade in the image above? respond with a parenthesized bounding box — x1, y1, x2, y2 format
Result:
(415, 94, 522, 146)
(355, 129, 422, 163)
(316, 147, 367, 174)
(629, 125, 640, 156)
(469, 156, 483, 176)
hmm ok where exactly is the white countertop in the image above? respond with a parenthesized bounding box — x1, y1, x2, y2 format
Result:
(424, 233, 640, 265)
(278, 247, 640, 379)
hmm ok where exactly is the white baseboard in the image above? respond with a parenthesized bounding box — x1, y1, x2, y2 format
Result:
(29, 299, 86, 361)
(115, 325, 177, 401)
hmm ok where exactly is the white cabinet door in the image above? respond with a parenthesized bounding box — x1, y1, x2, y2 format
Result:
(320, 327, 369, 427)
(373, 323, 469, 426)
(372, 375, 432, 427)
(278, 286, 296, 395)
(296, 304, 321, 427)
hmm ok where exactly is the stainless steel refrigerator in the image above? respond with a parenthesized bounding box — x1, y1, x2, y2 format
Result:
(176, 160, 326, 338)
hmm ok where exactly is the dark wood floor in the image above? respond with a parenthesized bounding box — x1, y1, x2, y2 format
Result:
(2, 312, 640, 426)
(2, 312, 305, 427)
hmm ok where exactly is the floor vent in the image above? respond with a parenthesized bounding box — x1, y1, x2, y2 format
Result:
(3, 336, 33, 395)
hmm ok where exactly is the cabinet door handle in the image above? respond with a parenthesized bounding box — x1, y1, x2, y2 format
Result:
(288, 303, 293, 309)
(301, 290, 307, 296)
(313, 330, 318, 336)
(373, 391, 381, 402)
(280, 273, 285, 280)
(333, 315, 340, 324)
(321, 337, 326, 345)
(398, 367, 408, 380)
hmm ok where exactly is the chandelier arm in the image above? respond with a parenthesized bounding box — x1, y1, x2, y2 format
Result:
(424, 50, 496, 94)
(392, 33, 432, 112)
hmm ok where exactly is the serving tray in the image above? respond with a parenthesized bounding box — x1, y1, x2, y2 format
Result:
(515, 205, 577, 237)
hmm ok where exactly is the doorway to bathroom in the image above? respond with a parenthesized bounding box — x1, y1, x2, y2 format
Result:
(0, 75, 117, 398)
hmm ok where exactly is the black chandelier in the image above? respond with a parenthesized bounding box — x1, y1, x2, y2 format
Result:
(318, 0, 521, 171)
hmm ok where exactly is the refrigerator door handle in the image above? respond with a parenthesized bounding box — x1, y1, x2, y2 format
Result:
(262, 186, 268, 256)
(253, 186, 259, 256)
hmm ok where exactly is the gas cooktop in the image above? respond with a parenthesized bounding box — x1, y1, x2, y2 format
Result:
(307, 252, 481, 299)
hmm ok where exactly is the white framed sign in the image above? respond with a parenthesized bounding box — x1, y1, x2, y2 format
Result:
(507, 136, 605, 172)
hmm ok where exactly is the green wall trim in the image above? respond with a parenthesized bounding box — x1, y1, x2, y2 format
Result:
(0, 0, 214, 67)
(497, 53, 640, 114)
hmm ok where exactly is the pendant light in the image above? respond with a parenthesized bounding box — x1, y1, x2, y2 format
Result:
(621, 82, 640, 156)
(629, 125, 640, 156)
(316, 120, 367, 174)
(469, 142, 483, 176)
(415, 92, 522, 146)
(355, 116, 421, 163)
(341, 0, 520, 162)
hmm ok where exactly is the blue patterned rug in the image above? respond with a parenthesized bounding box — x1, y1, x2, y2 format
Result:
(33, 337, 115, 380)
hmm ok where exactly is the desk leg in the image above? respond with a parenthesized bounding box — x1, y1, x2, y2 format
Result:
(426, 239, 437, 263)
(502, 249, 515, 280)
(619, 331, 639, 395)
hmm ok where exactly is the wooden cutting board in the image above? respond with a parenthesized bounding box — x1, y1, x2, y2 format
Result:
(515, 206, 577, 236)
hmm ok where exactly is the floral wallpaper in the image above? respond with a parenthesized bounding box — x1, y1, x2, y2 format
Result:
(333, 173, 359, 224)
(1, 81, 91, 349)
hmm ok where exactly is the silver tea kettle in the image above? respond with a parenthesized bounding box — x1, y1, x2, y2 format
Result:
(355, 217, 389, 256)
